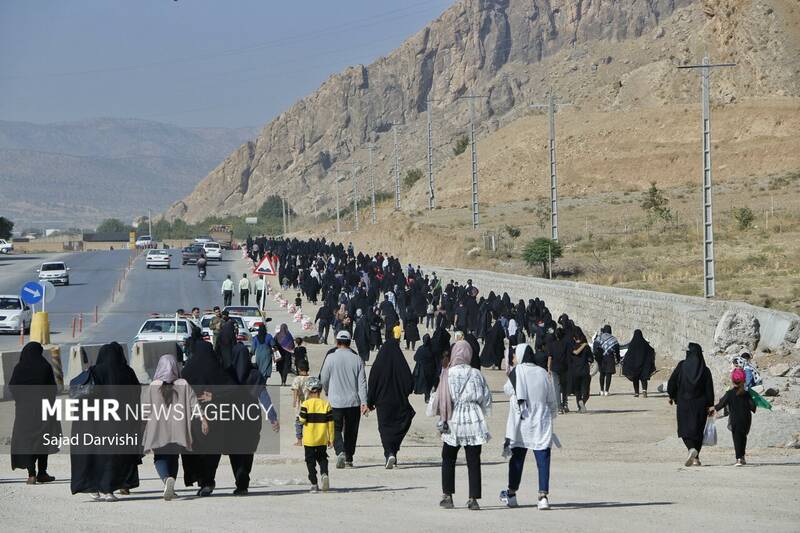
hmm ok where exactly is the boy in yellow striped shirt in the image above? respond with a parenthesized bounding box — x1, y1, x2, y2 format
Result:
(299, 377, 334, 493)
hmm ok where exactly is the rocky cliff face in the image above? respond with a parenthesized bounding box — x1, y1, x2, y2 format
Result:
(166, 0, 799, 223)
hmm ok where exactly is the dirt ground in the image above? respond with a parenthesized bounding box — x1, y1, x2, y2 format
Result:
(1, 275, 798, 533)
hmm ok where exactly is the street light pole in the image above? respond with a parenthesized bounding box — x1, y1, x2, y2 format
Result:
(678, 55, 735, 298)
(530, 90, 571, 242)
(426, 99, 439, 210)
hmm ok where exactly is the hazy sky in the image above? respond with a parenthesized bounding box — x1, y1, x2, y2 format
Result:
(0, 0, 452, 128)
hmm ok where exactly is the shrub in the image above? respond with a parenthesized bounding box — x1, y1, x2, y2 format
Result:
(733, 207, 755, 230)
(404, 168, 423, 188)
(640, 182, 673, 223)
(522, 238, 563, 277)
(453, 135, 469, 156)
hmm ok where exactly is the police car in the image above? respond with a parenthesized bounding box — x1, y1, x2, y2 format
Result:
(223, 306, 271, 332)
(133, 315, 195, 345)
(199, 314, 252, 345)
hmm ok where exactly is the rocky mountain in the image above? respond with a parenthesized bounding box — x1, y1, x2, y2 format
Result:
(0, 118, 256, 227)
(166, 0, 800, 224)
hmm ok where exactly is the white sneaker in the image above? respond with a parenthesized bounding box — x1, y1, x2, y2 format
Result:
(386, 455, 396, 470)
(163, 477, 177, 501)
(538, 496, 550, 510)
(103, 493, 118, 502)
(321, 474, 330, 492)
(499, 490, 518, 508)
(685, 448, 698, 467)
(91, 492, 102, 501)
(335, 452, 346, 469)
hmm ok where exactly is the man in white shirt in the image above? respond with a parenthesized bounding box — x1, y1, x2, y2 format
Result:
(239, 273, 251, 306)
(221, 275, 235, 307)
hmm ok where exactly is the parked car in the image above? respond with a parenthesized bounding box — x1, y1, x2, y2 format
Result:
(135, 235, 156, 249)
(145, 249, 171, 269)
(0, 295, 32, 334)
(181, 244, 205, 265)
(37, 261, 70, 285)
(199, 314, 252, 345)
(0, 239, 12, 254)
(202, 242, 223, 261)
(223, 306, 271, 332)
(133, 316, 194, 345)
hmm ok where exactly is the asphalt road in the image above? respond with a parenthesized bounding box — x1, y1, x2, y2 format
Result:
(0, 250, 134, 352)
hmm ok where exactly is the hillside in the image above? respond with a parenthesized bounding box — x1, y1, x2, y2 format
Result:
(0, 118, 256, 228)
(166, 0, 800, 224)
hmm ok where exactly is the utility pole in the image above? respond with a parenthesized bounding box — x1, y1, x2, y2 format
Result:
(678, 55, 735, 299)
(281, 194, 287, 235)
(530, 90, 571, 242)
(335, 176, 343, 234)
(391, 124, 402, 210)
(367, 143, 377, 224)
(147, 209, 152, 239)
(426, 99, 441, 210)
(458, 92, 489, 229)
(352, 161, 359, 231)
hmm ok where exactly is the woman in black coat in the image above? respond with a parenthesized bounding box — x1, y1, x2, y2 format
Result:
(479, 320, 506, 370)
(9, 342, 61, 484)
(667, 343, 715, 467)
(403, 307, 421, 350)
(621, 329, 656, 397)
(568, 328, 593, 413)
(412, 334, 437, 402)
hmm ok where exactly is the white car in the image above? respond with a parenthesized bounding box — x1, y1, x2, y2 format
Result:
(199, 314, 252, 345)
(146, 249, 171, 269)
(136, 235, 155, 248)
(134, 316, 194, 344)
(0, 239, 12, 254)
(0, 295, 32, 334)
(194, 236, 213, 245)
(223, 306, 271, 332)
(202, 242, 223, 261)
(37, 261, 70, 285)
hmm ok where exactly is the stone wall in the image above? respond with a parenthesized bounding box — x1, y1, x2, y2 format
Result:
(431, 266, 799, 362)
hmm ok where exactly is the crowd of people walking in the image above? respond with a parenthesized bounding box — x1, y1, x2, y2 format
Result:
(7, 236, 760, 510)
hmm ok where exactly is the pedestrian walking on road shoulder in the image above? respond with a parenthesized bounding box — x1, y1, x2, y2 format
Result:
(221, 275, 234, 307)
(299, 377, 334, 493)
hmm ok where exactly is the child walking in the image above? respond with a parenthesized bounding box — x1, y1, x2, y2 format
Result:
(713, 368, 756, 466)
(291, 359, 312, 446)
(299, 377, 334, 492)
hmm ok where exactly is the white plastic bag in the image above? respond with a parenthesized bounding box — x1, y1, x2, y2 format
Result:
(702, 417, 717, 446)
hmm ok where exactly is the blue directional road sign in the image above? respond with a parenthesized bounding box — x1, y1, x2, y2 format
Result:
(20, 281, 44, 305)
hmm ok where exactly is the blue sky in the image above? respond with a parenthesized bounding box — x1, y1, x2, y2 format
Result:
(0, 0, 452, 128)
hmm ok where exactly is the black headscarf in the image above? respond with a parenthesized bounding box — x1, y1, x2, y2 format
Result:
(367, 339, 413, 408)
(92, 342, 139, 386)
(182, 340, 233, 387)
(680, 342, 706, 389)
(622, 329, 656, 381)
(10, 342, 55, 386)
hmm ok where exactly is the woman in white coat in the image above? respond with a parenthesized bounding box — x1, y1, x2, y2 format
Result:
(429, 340, 492, 511)
(500, 344, 558, 510)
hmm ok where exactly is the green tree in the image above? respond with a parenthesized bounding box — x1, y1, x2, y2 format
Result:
(404, 168, 423, 188)
(522, 237, 563, 277)
(453, 135, 469, 156)
(257, 195, 287, 220)
(96, 218, 132, 234)
(733, 207, 755, 230)
(640, 182, 672, 223)
(0, 216, 13, 240)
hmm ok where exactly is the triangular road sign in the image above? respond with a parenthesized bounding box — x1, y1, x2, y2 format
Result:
(253, 255, 277, 276)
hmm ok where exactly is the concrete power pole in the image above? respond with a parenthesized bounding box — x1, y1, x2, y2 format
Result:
(458, 92, 489, 229)
(530, 90, 570, 242)
(281, 194, 287, 235)
(367, 143, 377, 224)
(148, 209, 152, 239)
(392, 125, 401, 210)
(426, 99, 440, 210)
(352, 161, 359, 231)
(679, 55, 735, 299)
(335, 176, 343, 234)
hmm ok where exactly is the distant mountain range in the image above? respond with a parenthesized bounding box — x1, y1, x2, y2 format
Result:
(0, 118, 256, 229)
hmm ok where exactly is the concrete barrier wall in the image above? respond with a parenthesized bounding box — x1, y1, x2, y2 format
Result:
(65, 343, 129, 385)
(0, 346, 64, 400)
(162, 239, 193, 249)
(129, 341, 182, 383)
(12, 241, 68, 253)
(431, 266, 799, 362)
